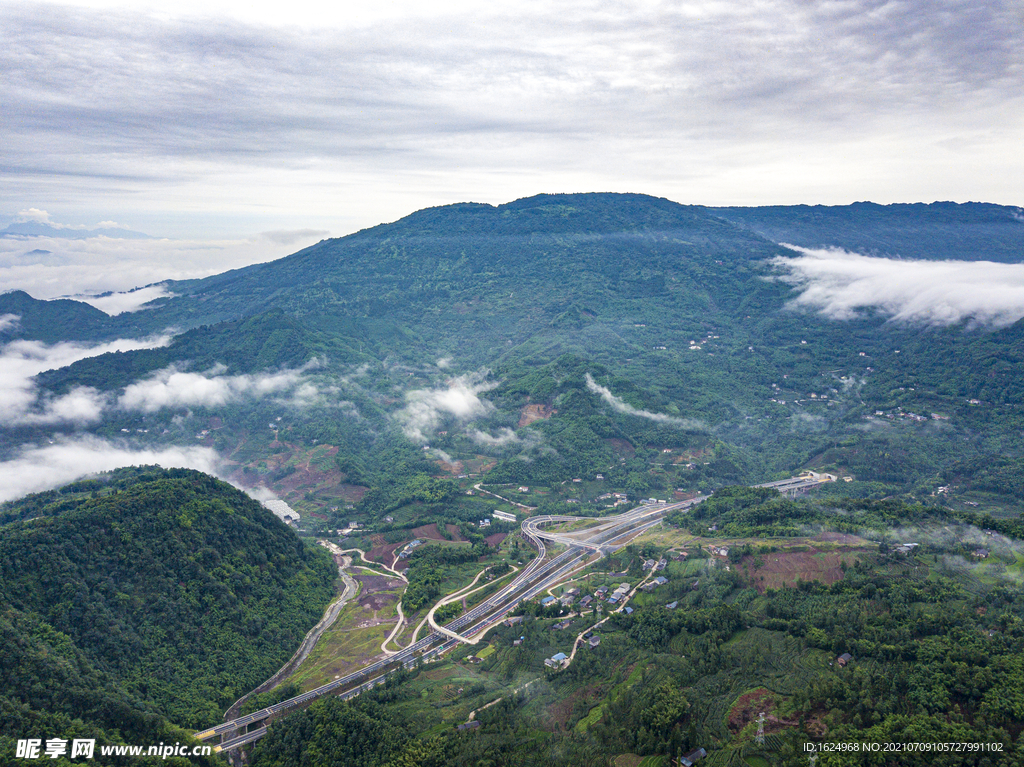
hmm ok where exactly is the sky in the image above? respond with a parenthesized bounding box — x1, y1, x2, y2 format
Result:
(1, 0, 1023, 296)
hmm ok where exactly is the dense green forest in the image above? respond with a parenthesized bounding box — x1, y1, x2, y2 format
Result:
(0, 468, 335, 764)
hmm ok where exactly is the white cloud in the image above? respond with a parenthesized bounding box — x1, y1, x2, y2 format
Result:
(259, 229, 331, 245)
(467, 427, 521, 447)
(427, 447, 456, 465)
(117, 364, 306, 412)
(244, 485, 280, 504)
(394, 373, 497, 442)
(0, 235, 318, 299)
(15, 208, 52, 224)
(75, 285, 174, 315)
(0, 435, 222, 503)
(585, 373, 703, 430)
(774, 246, 1024, 327)
(0, 313, 20, 332)
(16, 386, 108, 426)
(0, 334, 172, 426)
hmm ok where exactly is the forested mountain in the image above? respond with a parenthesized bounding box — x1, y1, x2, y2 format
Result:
(711, 201, 1024, 261)
(0, 290, 122, 343)
(7, 193, 1024, 512)
(0, 468, 335, 762)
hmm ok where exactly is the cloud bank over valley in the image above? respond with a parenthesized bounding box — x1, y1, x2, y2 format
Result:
(775, 247, 1024, 327)
(0, 436, 222, 503)
(0, 335, 173, 426)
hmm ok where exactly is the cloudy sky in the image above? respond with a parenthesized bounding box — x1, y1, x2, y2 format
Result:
(1, 0, 1022, 293)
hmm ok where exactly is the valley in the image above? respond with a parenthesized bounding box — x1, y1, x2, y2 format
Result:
(2, 194, 1024, 765)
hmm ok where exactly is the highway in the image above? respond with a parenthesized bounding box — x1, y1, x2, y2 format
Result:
(195, 496, 704, 749)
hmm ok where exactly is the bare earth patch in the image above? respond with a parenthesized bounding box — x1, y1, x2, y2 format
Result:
(412, 523, 451, 541)
(447, 523, 469, 541)
(519, 403, 556, 427)
(727, 688, 796, 736)
(485, 532, 507, 547)
(355, 573, 405, 612)
(742, 548, 865, 593)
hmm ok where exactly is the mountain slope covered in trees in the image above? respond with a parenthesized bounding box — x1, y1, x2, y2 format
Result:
(0, 468, 336, 761)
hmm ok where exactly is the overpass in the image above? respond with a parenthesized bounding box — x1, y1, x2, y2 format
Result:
(198, 482, 834, 751)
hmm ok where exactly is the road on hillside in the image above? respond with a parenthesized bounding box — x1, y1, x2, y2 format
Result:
(198, 495, 709, 750)
(223, 544, 359, 721)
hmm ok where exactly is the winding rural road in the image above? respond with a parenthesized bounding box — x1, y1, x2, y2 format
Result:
(224, 544, 359, 721)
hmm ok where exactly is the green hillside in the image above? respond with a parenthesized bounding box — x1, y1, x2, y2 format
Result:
(7, 193, 1024, 519)
(0, 468, 336, 762)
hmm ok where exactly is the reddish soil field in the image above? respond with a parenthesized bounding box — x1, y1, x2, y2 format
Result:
(741, 548, 864, 593)
(727, 688, 796, 735)
(547, 685, 603, 730)
(366, 540, 407, 568)
(446, 523, 468, 541)
(604, 438, 635, 458)
(411, 523, 447, 541)
(485, 532, 508, 547)
(367, 525, 470, 569)
(519, 403, 556, 427)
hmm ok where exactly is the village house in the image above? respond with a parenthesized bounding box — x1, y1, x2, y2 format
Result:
(545, 652, 568, 668)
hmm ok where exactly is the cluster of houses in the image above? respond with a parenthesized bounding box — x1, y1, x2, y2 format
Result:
(398, 539, 424, 559)
(642, 557, 668, 571)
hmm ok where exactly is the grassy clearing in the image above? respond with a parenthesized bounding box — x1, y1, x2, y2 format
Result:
(289, 588, 403, 691)
(574, 703, 604, 733)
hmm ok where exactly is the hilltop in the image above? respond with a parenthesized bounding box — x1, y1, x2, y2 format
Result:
(0, 467, 336, 759)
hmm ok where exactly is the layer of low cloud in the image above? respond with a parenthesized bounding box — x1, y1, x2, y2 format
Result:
(394, 373, 497, 443)
(0, 435, 221, 503)
(118, 364, 310, 412)
(76, 285, 174, 315)
(0, 335, 172, 426)
(585, 373, 703, 430)
(0, 233, 325, 299)
(775, 247, 1024, 327)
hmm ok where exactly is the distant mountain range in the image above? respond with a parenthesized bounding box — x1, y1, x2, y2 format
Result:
(3, 192, 1024, 508)
(0, 220, 153, 239)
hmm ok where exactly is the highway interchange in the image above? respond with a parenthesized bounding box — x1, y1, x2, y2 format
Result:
(196, 478, 824, 751)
